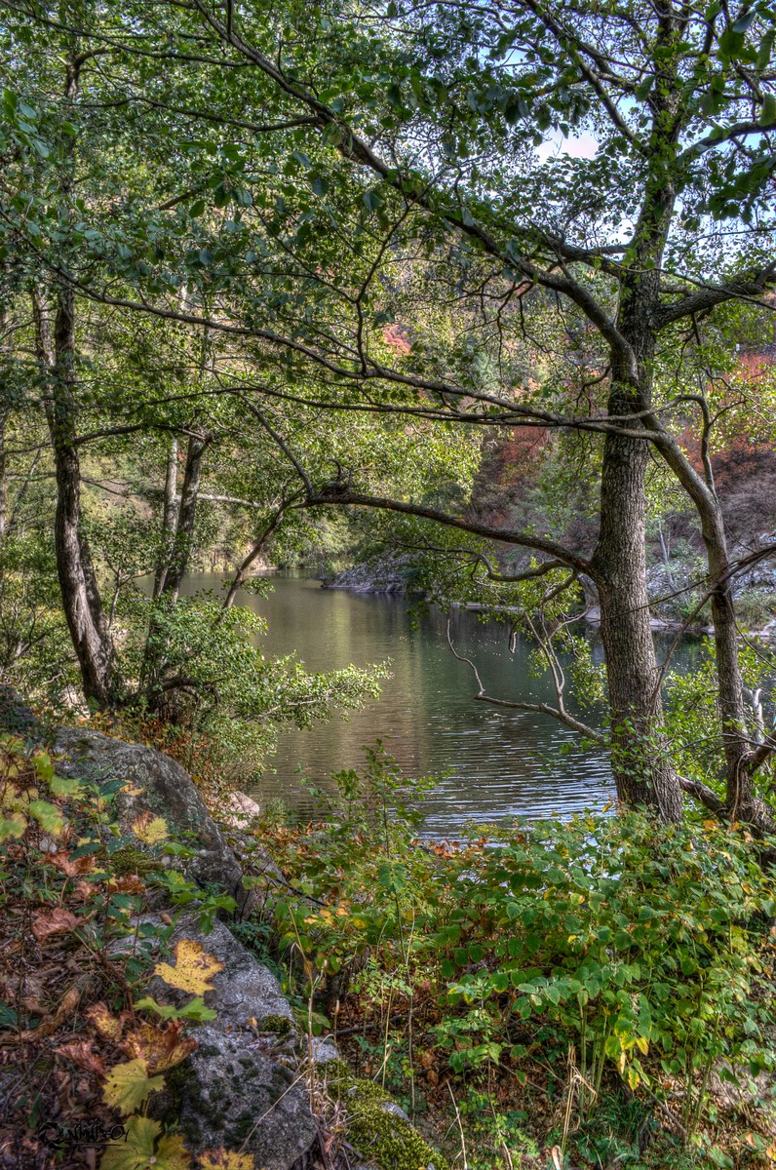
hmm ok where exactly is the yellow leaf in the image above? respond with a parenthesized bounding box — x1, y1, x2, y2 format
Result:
(199, 1152, 255, 1170)
(88, 1001, 125, 1043)
(103, 1058, 165, 1116)
(154, 939, 223, 995)
(0, 812, 27, 841)
(635, 1036, 649, 1055)
(100, 1116, 190, 1170)
(626, 1065, 640, 1090)
(121, 1019, 197, 1073)
(131, 812, 169, 845)
(100, 1115, 158, 1170)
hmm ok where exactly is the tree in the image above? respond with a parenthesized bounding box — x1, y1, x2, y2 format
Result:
(1, 0, 774, 825)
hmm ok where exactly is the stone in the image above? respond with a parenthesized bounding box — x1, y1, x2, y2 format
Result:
(149, 919, 317, 1170)
(223, 789, 262, 828)
(311, 1036, 339, 1065)
(52, 728, 249, 910)
(0, 686, 41, 737)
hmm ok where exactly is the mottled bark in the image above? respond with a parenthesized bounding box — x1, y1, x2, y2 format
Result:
(160, 433, 207, 601)
(32, 287, 117, 708)
(153, 435, 179, 599)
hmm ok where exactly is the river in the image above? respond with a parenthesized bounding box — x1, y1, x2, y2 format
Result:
(202, 574, 620, 837)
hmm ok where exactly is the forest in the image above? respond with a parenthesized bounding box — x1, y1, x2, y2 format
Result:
(0, 0, 775, 1167)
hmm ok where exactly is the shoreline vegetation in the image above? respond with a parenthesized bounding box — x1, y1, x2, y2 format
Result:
(2, 701, 775, 1170)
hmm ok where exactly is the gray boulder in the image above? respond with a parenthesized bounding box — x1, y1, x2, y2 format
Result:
(53, 728, 247, 908)
(150, 919, 318, 1170)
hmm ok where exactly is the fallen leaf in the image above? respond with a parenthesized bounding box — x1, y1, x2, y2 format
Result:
(121, 1019, 196, 1073)
(50, 850, 96, 877)
(103, 1058, 165, 1116)
(131, 812, 169, 845)
(199, 1151, 255, 1169)
(100, 1115, 190, 1170)
(154, 940, 223, 996)
(87, 1002, 126, 1043)
(31, 906, 78, 942)
(55, 1038, 106, 1077)
(108, 874, 146, 895)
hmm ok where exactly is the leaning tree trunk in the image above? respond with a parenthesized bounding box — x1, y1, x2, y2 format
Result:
(160, 433, 207, 601)
(142, 433, 208, 714)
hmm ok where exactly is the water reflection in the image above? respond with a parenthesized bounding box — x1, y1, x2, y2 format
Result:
(194, 575, 618, 836)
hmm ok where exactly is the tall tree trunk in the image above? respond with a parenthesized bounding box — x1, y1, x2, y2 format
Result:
(32, 287, 117, 708)
(592, 356, 682, 821)
(153, 435, 179, 599)
(141, 433, 208, 713)
(161, 433, 207, 601)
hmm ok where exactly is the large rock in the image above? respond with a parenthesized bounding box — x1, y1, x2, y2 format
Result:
(0, 686, 41, 737)
(52, 728, 247, 906)
(150, 919, 318, 1170)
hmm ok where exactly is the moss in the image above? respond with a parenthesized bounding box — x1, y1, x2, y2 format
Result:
(327, 1064, 448, 1170)
(258, 1013, 292, 1036)
(109, 845, 160, 875)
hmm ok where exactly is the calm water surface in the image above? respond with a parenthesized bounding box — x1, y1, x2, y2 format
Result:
(208, 575, 618, 836)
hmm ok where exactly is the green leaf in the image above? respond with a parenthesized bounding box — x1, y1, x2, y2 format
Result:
(759, 94, 776, 126)
(28, 800, 65, 836)
(0, 813, 27, 841)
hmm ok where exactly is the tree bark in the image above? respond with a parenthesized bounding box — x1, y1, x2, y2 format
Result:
(160, 433, 207, 601)
(152, 435, 179, 599)
(592, 356, 682, 821)
(32, 287, 117, 708)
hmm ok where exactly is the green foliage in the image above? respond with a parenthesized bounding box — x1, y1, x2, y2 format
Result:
(264, 751, 776, 1157)
(134, 595, 386, 782)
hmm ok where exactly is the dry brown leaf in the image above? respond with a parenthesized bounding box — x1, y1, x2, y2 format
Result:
(55, 1038, 107, 1077)
(49, 850, 96, 877)
(31, 906, 79, 942)
(120, 1019, 197, 1073)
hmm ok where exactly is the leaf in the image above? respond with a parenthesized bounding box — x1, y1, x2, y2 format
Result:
(131, 812, 169, 845)
(49, 774, 84, 798)
(154, 940, 223, 995)
(100, 1115, 159, 1170)
(50, 850, 96, 877)
(87, 1001, 126, 1042)
(28, 799, 65, 836)
(100, 1115, 190, 1170)
(103, 1058, 165, 1116)
(0, 812, 26, 841)
(121, 1019, 197, 1073)
(759, 93, 776, 126)
(31, 906, 78, 941)
(134, 995, 217, 1023)
(55, 1037, 107, 1076)
(199, 1152, 255, 1169)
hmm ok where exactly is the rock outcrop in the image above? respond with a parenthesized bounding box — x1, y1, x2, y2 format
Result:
(150, 918, 318, 1170)
(0, 695, 446, 1170)
(53, 727, 248, 905)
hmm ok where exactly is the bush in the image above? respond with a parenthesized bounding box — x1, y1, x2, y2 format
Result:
(263, 752, 776, 1160)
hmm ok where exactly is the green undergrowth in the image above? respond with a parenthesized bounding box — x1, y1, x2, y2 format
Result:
(326, 1059, 449, 1170)
(251, 746, 776, 1169)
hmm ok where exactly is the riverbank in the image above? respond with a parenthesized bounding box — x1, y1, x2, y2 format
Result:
(2, 696, 775, 1169)
(323, 552, 776, 640)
